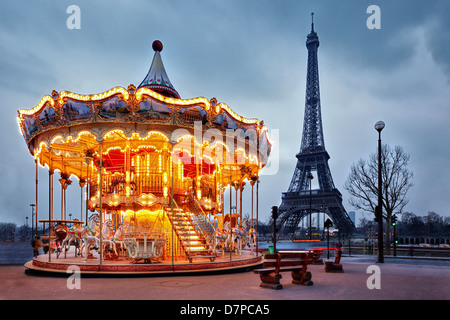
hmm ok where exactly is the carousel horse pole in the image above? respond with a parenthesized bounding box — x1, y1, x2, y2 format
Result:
(232, 218, 249, 257)
(248, 227, 257, 254)
(214, 221, 231, 258)
(101, 219, 118, 259)
(81, 213, 100, 263)
(54, 224, 68, 258)
(112, 225, 125, 256)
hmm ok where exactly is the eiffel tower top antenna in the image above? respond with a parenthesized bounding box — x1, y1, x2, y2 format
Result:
(300, 12, 323, 154)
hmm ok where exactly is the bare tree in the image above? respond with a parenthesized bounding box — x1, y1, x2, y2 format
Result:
(345, 145, 414, 253)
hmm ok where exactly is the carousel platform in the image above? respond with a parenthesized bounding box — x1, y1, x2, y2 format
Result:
(24, 247, 263, 276)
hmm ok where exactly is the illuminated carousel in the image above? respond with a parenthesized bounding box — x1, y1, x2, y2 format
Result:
(18, 40, 272, 274)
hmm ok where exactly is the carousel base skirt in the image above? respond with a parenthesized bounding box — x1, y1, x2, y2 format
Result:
(24, 249, 263, 276)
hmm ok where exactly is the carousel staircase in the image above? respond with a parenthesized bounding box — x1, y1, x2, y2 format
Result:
(168, 203, 216, 263)
(187, 192, 215, 236)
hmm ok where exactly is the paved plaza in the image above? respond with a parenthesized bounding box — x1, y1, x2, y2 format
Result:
(1, 256, 449, 301)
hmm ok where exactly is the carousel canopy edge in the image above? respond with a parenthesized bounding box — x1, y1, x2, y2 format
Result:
(16, 86, 272, 156)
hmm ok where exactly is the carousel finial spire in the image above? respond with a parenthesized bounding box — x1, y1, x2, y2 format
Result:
(138, 40, 180, 99)
(152, 40, 163, 52)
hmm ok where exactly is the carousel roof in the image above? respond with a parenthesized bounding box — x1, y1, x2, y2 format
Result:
(138, 40, 181, 99)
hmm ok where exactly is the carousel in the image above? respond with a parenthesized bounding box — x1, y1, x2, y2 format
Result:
(18, 40, 272, 274)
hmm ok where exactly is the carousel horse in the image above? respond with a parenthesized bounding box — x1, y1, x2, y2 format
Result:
(231, 218, 249, 257)
(61, 214, 99, 258)
(247, 227, 257, 254)
(79, 213, 101, 261)
(111, 225, 125, 256)
(54, 224, 68, 257)
(101, 219, 118, 258)
(213, 221, 231, 257)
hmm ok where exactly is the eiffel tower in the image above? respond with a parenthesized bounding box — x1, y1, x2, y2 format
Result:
(276, 14, 355, 235)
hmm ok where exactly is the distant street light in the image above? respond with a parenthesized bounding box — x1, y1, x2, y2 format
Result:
(374, 120, 385, 263)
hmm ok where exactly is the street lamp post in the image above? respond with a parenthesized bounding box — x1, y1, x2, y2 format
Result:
(26, 216, 29, 240)
(30, 204, 36, 239)
(307, 172, 314, 240)
(374, 120, 385, 263)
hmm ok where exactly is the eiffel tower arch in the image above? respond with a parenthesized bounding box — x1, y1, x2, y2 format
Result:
(275, 14, 355, 235)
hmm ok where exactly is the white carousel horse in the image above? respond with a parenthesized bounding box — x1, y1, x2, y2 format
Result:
(213, 221, 231, 257)
(100, 219, 118, 257)
(61, 213, 99, 258)
(231, 218, 249, 257)
(80, 214, 101, 262)
(112, 225, 126, 256)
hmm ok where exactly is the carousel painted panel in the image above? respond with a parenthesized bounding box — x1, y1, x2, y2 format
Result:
(98, 96, 129, 120)
(22, 114, 39, 140)
(62, 100, 92, 122)
(137, 96, 171, 121)
(38, 103, 57, 128)
(257, 128, 272, 166)
(213, 111, 237, 130)
(178, 104, 207, 125)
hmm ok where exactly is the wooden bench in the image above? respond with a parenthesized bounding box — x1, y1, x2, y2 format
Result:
(324, 249, 343, 272)
(253, 251, 313, 289)
(307, 249, 323, 265)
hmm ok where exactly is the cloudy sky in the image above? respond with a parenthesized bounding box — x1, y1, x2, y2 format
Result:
(1, 0, 449, 226)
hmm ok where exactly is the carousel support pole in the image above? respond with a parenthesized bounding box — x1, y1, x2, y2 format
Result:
(229, 166, 232, 262)
(256, 177, 259, 257)
(250, 177, 256, 255)
(80, 182, 83, 222)
(64, 182, 67, 221)
(221, 164, 224, 228)
(80, 161, 83, 223)
(169, 138, 176, 269)
(251, 180, 254, 254)
(235, 181, 238, 222)
(229, 167, 232, 215)
(233, 178, 238, 257)
(256, 128, 260, 257)
(48, 149, 53, 262)
(99, 141, 103, 265)
(85, 157, 89, 226)
(35, 158, 38, 241)
(239, 181, 244, 227)
(61, 179, 64, 221)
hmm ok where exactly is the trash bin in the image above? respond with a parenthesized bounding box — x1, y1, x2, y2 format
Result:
(268, 245, 274, 254)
